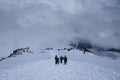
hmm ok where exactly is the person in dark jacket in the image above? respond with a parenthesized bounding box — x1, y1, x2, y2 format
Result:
(60, 56, 63, 63)
(63, 56, 67, 65)
(55, 55, 59, 64)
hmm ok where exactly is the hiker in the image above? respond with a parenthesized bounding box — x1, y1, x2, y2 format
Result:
(83, 48, 87, 54)
(57, 57, 59, 64)
(55, 55, 59, 64)
(60, 56, 63, 63)
(63, 56, 67, 64)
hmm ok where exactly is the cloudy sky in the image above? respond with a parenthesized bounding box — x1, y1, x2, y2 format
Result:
(0, 0, 120, 56)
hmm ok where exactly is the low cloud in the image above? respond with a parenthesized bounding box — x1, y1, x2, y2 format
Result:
(0, 0, 120, 56)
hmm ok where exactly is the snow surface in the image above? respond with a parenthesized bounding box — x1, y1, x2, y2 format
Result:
(0, 49, 120, 80)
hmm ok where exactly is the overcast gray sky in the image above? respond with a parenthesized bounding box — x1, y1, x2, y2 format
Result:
(0, 0, 120, 56)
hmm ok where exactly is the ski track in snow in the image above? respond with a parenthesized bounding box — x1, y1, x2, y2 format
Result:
(0, 59, 120, 80)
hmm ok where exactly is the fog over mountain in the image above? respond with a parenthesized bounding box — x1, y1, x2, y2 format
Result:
(0, 0, 120, 56)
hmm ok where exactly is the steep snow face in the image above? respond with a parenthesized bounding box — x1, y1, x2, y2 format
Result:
(0, 50, 120, 80)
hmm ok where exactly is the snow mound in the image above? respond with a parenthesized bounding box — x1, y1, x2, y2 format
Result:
(0, 59, 120, 80)
(0, 49, 120, 80)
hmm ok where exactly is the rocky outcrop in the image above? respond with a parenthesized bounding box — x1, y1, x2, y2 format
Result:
(0, 47, 33, 62)
(8, 47, 33, 57)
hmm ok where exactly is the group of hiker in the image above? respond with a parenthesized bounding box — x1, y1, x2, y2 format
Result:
(55, 55, 68, 65)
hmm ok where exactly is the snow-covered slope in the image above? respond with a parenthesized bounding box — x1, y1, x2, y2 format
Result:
(0, 49, 120, 80)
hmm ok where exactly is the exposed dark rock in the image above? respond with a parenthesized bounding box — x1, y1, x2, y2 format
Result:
(0, 47, 33, 62)
(46, 48, 53, 50)
(0, 57, 7, 61)
(69, 39, 120, 53)
(107, 48, 120, 53)
(8, 47, 33, 58)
